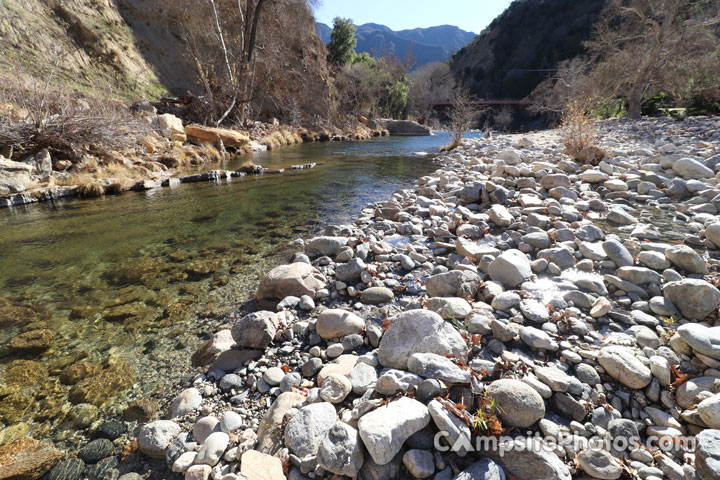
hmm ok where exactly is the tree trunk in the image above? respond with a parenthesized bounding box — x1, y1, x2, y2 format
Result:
(627, 84, 644, 119)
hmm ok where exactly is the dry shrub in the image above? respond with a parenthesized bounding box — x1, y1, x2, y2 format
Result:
(0, 62, 153, 161)
(196, 143, 223, 163)
(561, 99, 607, 164)
(76, 181, 105, 198)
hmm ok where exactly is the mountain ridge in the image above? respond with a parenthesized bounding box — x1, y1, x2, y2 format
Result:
(315, 22, 476, 68)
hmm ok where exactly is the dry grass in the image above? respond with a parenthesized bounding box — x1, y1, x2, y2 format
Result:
(561, 99, 607, 164)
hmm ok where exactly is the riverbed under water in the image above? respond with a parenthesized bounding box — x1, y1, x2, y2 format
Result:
(0, 132, 477, 446)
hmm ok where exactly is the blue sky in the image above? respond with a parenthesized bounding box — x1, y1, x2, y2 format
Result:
(313, 0, 514, 34)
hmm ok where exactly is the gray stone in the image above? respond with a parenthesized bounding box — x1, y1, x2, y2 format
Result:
(695, 429, 720, 480)
(402, 449, 435, 479)
(307, 236, 348, 256)
(598, 346, 652, 389)
(408, 352, 471, 383)
(336, 258, 367, 283)
(317, 422, 364, 477)
(231, 311, 277, 349)
(378, 310, 468, 370)
(577, 449, 622, 479)
(376, 369, 423, 395)
(519, 326, 558, 351)
(428, 399, 472, 457)
(170, 388, 202, 418)
(575, 363, 600, 386)
(256, 262, 326, 300)
(677, 376, 720, 409)
(485, 379, 545, 428)
(665, 245, 707, 274)
(698, 394, 720, 429)
(195, 431, 229, 466)
(138, 420, 181, 458)
(46, 458, 85, 480)
(453, 459, 505, 480)
(664, 279, 720, 320)
(520, 299, 550, 323)
(194, 416, 221, 445)
(220, 411, 243, 433)
(677, 323, 720, 360)
(316, 309, 365, 339)
(602, 240, 634, 267)
(0, 157, 33, 195)
(348, 362, 377, 395)
(360, 287, 394, 305)
(358, 397, 430, 465)
(488, 250, 532, 287)
(537, 247, 575, 269)
(284, 402, 337, 458)
(672, 157, 714, 179)
(79, 438, 114, 464)
(319, 374, 352, 403)
(487, 438, 570, 480)
(425, 270, 482, 298)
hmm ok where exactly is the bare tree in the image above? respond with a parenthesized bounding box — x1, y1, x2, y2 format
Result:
(169, 0, 323, 126)
(408, 62, 455, 124)
(493, 107, 514, 131)
(445, 88, 484, 149)
(586, 0, 720, 118)
(526, 57, 594, 119)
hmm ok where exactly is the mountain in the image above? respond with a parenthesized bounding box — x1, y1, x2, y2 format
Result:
(315, 22, 476, 68)
(450, 0, 606, 100)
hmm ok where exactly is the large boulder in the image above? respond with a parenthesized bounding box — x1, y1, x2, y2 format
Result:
(677, 324, 720, 360)
(157, 114, 185, 141)
(664, 245, 707, 274)
(488, 249, 532, 287)
(672, 157, 714, 179)
(696, 429, 720, 480)
(0, 156, 34, 195)
(138, 420, 182, 458)
(284, 402, 337, 458)
(378, 310, 468, 370)
(597, 346, 652, 389)
(485, 379, 545, 428)
(306, 236, 348, 257)
(380, 119, 430, 136)
(256, 263, 326, 301)
(231, 311, 278, 349)
(664, 279, 720, 320)
(358, 397, 430, 465)
(185, 124, 249, 147)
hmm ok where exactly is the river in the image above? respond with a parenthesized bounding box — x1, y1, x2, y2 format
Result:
(0, 131, 477, 446)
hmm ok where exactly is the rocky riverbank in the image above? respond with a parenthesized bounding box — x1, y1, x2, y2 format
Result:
(0, 105, 390, 209)
(11, 116, 720, 480)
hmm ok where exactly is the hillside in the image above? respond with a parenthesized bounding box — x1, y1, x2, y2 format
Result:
(450, 0, 606, 100)
(0, 0, 331, 122)
(316, 22, 476, 67)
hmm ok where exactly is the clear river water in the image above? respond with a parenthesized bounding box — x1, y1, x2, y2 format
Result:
(0, 132, 474, 446)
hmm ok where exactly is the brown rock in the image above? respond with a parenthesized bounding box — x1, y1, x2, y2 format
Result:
(122, 398, 159, 423)
(7, 330, 55, 354)
(256, 263, 326, 301)
(0, 437, 61, 480)
(185, 125, 249, 147)
(255, 392, 305, 455)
